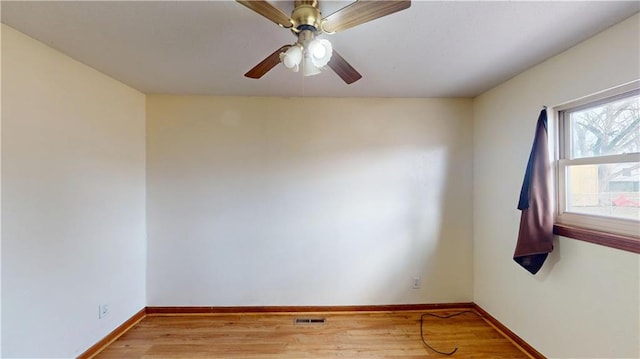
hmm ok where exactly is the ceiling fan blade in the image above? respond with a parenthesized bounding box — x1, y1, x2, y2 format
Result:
(322, 0, 410, 33)
(237, 0, 293, 28)
(327, 50, 362, 84)
(245, 45, 291, 79)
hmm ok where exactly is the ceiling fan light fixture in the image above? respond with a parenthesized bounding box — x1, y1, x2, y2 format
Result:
(280, 45, 303, 71)
(302, 52, 321, 77)
(309, 38, 332, 68)
(239, 0, 410, 84)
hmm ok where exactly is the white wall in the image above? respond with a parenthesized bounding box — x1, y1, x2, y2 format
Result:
(0, 22, 4, 357)
(473, 13, 640, 359)
(1, 25, 147, 358)
(146, 96, 473, 306)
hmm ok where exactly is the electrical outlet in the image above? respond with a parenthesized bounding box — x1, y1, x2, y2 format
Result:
(412, 276, 421, 289)
(98, 304, 110, 319)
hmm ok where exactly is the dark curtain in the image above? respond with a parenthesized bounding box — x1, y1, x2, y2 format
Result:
(514, 109, 554, 274)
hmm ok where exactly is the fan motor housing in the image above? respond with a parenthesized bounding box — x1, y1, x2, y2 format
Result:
(291, 3, 321, 30)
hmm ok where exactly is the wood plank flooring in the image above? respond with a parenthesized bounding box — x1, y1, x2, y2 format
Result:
(95, 310, 530, 358)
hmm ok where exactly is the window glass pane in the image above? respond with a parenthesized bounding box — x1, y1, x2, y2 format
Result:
(566, 163, 640, 221)
(569, 94, 640, 159)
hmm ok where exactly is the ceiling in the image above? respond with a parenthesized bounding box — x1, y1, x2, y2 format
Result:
(1, 1, 638, 98)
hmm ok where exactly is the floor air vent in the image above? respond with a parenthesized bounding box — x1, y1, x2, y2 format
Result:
(294, 318, 326, 325)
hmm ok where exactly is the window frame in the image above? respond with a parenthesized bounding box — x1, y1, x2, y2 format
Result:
(553, 81, 640, 253)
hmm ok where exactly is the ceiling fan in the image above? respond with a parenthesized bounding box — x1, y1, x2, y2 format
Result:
(237, 0, 411, 84)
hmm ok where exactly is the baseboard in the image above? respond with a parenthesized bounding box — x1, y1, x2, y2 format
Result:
(77, 303, 544, 359)
(473, 303, 546, 359)
(76, 307, 146, 359)
(145, 302, 474, 315)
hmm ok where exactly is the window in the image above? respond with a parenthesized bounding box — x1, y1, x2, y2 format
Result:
(554, 81, 640, 252)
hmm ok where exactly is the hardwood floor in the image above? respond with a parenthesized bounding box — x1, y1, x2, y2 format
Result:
(95, 310, 530, 358)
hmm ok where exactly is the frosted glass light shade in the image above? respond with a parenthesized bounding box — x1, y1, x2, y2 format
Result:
(280, 45, 302, 71)
(302, 53, 321, 76)
(309, 39, 332, 68)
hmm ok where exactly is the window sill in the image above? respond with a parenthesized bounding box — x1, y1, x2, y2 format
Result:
(553, 224, 640, 254)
